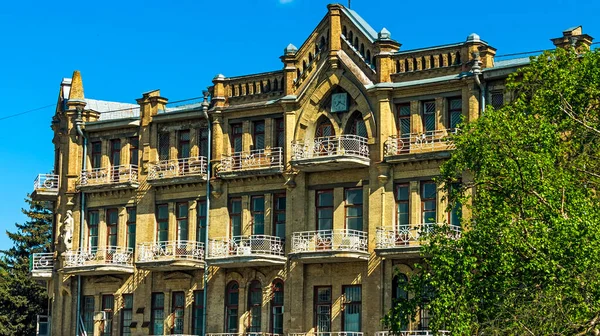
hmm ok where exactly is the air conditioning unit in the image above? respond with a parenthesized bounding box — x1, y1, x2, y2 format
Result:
(93, 311, 106, 321)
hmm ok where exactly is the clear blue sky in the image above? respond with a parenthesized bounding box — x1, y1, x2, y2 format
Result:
(0, 0, 598, 249)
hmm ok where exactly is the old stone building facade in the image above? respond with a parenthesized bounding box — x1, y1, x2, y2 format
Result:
(29, 4, 594, 336)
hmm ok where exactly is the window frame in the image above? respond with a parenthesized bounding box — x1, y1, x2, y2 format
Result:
(156, 204, 169, 243)
(316, 190, 334, 231)
(342, 285, 362, 332)
(192, 290, 204, 335)
(252, 120, 265, 151)
(82, 295, 95, 334)
(101, 294, 115, 336)
(176, 202, 189, 241)
(196, 200, 207, 243)
(229, 198, 242, 238)
(88, 210, 99, 250)
(171, 291, 185, 334)
(251, 195, 265, 235)
(126, 207, 136, 251)
(273, 194, 286, 241)
(270, 280, 284, 334)
(422, 101, 436, 134)
(128, 137, 139, 166)
(230, 123, 243, 153)
(106, 208, 118, 248)
(150, 292, 165, 335)
(395, 184, 410, 228)
(225, 281, 239, 333)
(396, 103, 411, 137)
(120, 294, 133, 336)
(247, 280, 262, 332)
(313, 286, 332, 332)
(158, 132, 170, 161)
(275, 118, 285, 150)
(91, 141, 102, 169)
(344, 188, 363, 231)
(421, 181, 437, 225)
(177, 129, 191, 159)
(447, 97, 462, 130)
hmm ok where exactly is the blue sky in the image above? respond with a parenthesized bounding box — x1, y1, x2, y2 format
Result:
(0, 0, 599, 249)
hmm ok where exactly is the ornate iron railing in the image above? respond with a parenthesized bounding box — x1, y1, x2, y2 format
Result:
(207, 333, 284, 336)
(220, 147, 283, 172)
(207, 235, 284, 258)
(33, 174, 59, 192)
(291, 135, 369, 160)
(148, 156, 208, 180)
(63, 246, 134, 267)
(137, 240, 205, 262)
(376, 224, 462, 248)
(31, 252, 53, 271)
(291, 229, 368, 253)
(79, 165, 138, 186)
(384, 129, 457, 156)
(375, 331, 450, 336)
(290, 333, 365, 336)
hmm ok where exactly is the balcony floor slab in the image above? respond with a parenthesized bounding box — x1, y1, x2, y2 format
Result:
(289, 250, 369, 263)
(60, 265, 134, 276)
(136, 259, 205, 271)
(291, 156, 370, 172)
(78, 182, 139, 193)
(31, 190, 58, 202)
(206, 255, 287, 268)
(375, 246, 422, 259)
(385, 150, 451, 163)
(217, 167, 283, 179)
(31, 270, 53, 280)
(147, 175, 207, 187)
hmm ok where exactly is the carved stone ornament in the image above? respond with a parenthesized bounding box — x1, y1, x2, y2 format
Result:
(61, 210, 74, 251)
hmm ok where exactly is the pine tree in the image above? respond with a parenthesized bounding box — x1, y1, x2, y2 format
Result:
(0, 195, 52, 336)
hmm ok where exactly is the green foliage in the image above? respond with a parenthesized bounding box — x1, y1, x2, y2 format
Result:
(0, 196, 52, 336)
(384, 47, 600, 335)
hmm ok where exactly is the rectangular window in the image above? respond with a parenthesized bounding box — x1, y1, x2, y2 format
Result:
(491, 91, 504, 109)
(129, 137, 139, 166)
(88, 210, 99, 250)
(177, 130, 191, 159)
(91, 141, 102, 169)
(397, 103, 411, 136)
(230, 123, 243, 153)
(198, 127, 209, 158)
(275, 118, 285, 149)
(176, 202, 189, 241)
(120, 294, 133, 336)
(448, 97, 462, 130)
(126, 207, 136, 251)
(158, 132, 170, 161)
(251, 196, 265, 235)
(110, 139, 121, 182)
(171, 291, 185, 334)
(448, 183, 461, 227)
(396, 184, 410, 228)
(156, 204, 169, 243)
(316, 190, 334, 231)
(342, 285, 362, 332)
(273, 194, 286, 241)
(421, 181, 437, 224)
(101, 295, 114, 336)
(151, 293, 164, 335)
(82, 296, 95, 334)
(106, 208, 118, 247)
(345, 188, 363, 231)
(229, 198, 242, 237)
(197, 200, 207, 243)
(314, 286, 332, 332)
(253, 120, 265, 150)
(192, 291, 204, 335)
(422, 101, 436, 134)
(270, 281, 284, 334)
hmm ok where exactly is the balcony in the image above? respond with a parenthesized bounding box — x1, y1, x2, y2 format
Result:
(375, 224, 461, 258)
(207, 333, 284, 336)
(77, 165, 139, 191)
(148, 156, 208, 186)
(30, 252, 53, 280)
(61, 246, 134, 275)
(136, 240, 205, 271)
(291, 135, 370, 172)
(32, 174, 59, 201)
(290, 332, 364, 336)
(206, 235, 286, 268)
(375, 331, 450, 336)
(289, 229, 369, 263)
(384, 129, 457, 163)
(217, 148, 283, 179)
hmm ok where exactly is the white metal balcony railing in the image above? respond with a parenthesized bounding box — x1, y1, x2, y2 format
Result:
(137, 240, 205, 262)
(31, 252, 53, 272)
(79, 165, 138, 186)
(291, 229, 368, 253)
(291, 135, 369, 161)
(289, 332, 365, 336)
(207, 333, 285, 336)
(63, 246, 134, 268)
(33, 174, 59, 192)
(376, 224, 462, 249)
(208, 235, 284, 258)
(375, 331, 450, 336)
(384, 129, 458, 156)
(220, 147, 283, 172)
(148, 156, 208, 180)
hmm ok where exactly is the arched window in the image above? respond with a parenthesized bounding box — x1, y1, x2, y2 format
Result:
(392, 273, 409, 330)
(309, 52, 313, 63)
(421, 56, 426, 70)
(315, 44, 319, 55)
(315, 117, 334, 138)
(429, 55, 434, 68)
(273, 78, 279, 91)
(270, 280, 284, 334)
(404, 59, 409, 72)
(360, 43, 365, 57)
(244, 83, 249, 96)
(320, 36, 326, 51)
(303, 60, 307, 72)
(348, 31, 354, 43)
(447, 52, 453, 66)
(354, 37, 359, 49)
(439, 53, 445, 67)
(455, 51, 461, 65)
(225, 281, 239, 333)
(296, 69, 301, 81)
(248, 280, 262, 332)
(347, 112, 367, 138)
(342, 26, 347, 38)
(265, 80, 271, 93)
(366, 50, 371, 64)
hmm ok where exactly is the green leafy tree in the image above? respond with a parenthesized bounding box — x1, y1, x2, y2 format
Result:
(0, 196, 52, 336)
(384, 47, 600, 335)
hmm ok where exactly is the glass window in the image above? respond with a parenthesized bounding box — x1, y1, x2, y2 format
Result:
(248, 281, 262, 332)
(192, 290, 204, 335)
(231, 124, 243, 153)
(106, 208, 118, 247)
(396, 184, 410, 228)
(275, 118, 285, 149)
(82, 296, 95, 334)
(253, 121, 265, 150)
(422, 101, 436, 134)
(158, 132, 170, 161)
(392, 274, 409, 330)
(316, 190, 334, 231)
(226, 281, 239, 333)
(271, 280, 284, 334)
(421, 181, 437, 224)
(129, 137, 139, 166)
(251, 196, 265, 235)
(197, 200, 207, 243)
(156, 204, 169, 243)
(491, 92, 504, 109)
(397, 103, 411, 137)
(229, 198, 242, 237)
(343, 285, 362, 332)
(349, 114, 367, 138)
(314, 286, 332, 332)
(176, 202, 189, 241)
(171, 292, 185, 334)
(120, 294, 133, 336)
(110, 139, 121, 166)
(449, 183, 462, 227)
(178, 130, 190, 159)
(315, 118, 334, 138)
(101, 295, 114, 336)
(126, 208, 136, 251)
(151, 293, 164, 335)
(198, 127, 209, 158)
(88, 210, 99, 250)
(273, 194, 286, 241)
(345, 188, 363, 231)
(91, 141, 102, 169)
(448, 98, 462, 130)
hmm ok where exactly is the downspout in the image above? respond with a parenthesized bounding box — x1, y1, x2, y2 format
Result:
(471, 56, 486, 114)
(75, 107, 87, 336)
(200, 90, 211, 336)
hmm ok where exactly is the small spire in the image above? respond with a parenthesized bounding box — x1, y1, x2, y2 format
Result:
(284, 43, 298, 55)
(466, 33, 481, 42)
(69, 70, 85, 101)
(378, 28, 391, 40)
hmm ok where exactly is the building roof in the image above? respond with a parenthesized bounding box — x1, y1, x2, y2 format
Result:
(85, 98, 139, 113)
(489, 57, 531, 70)
(340, 6, 378, 42)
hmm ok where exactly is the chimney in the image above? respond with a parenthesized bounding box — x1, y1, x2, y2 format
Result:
(551, 26, 594, 50)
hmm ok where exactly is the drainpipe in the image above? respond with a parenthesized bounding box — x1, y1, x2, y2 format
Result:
(471, 56, 486, 114)
(75, 107, 87, 336)
(200, 90, 211, 336)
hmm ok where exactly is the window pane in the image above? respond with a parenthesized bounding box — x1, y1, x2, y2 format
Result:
(345, 189, 362, 205)
(422, 183, 436, 199)
(396, 185, 409, 201)
(317, 191, 333, 206)
(398, 104, 411, 116)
